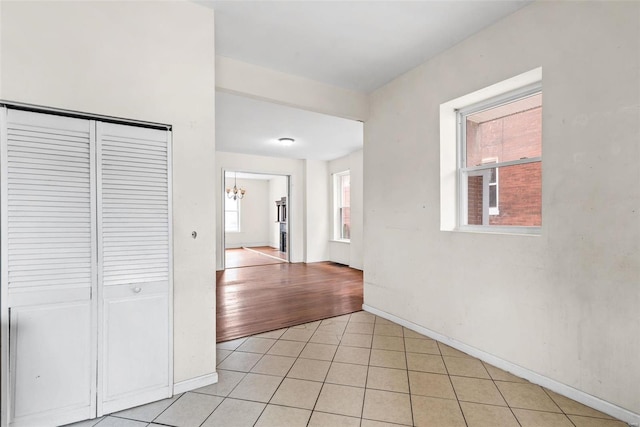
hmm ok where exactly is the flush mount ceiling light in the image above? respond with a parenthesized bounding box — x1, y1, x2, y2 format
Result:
(277, 137, 295, 146)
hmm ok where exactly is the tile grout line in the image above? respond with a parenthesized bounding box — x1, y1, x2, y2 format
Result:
(305, 314, 350, 426)
(149, 390, 187, 426)
(439, 341, 470, 427)
(488, 366, 524, 427)
(540, 386, 580, 427)
(402, 326, 416, 427)
(223, 332, 281, 427)
(197, 342, 252, 427)
(359, 315, 374, 424)
(263, 322, 319, 425)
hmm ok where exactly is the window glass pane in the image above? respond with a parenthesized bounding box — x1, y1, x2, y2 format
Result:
(225, 196, 239, 232)
(490, 162, 541, 226)
(465, 93, 542, 167)
(489, 185, 497, 208)
(335, 172, 351, 240)
(466, 162, 541, 226)
(467, 175, 484, 225)
(225, 196, 238, 210)
(341, 207, 351, 239)
(340, 174, 350, 207)
(225, 211, 238, 232)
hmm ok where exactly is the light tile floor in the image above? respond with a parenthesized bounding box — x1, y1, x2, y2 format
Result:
(66, 311, 629, 427)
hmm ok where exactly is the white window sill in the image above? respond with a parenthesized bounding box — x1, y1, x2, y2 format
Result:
(330, 239, 351, 244)
(454, 226, 541, 236)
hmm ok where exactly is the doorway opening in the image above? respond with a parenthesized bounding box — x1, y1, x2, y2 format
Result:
(222, 171, 290, 269)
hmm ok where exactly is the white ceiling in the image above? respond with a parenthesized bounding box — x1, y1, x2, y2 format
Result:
(204, 0, 531, 93)
(216, 91, 363, 161)
(207, 0, 531, 161)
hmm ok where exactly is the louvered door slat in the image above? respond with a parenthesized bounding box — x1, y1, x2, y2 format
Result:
(102, 247, 168, 255)
(7, 138, 92, 153)
(101, 171, 168, 182)
(9, 122, 92, 139)
(100, 135, 168, 149)
(103, 255, 168, 265)
(4, 110, 95, 292)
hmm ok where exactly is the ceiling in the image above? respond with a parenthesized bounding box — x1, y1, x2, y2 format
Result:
(216, 91, 363, 161)
(204, 0, 530, 93)
(207, 0, 531, 161)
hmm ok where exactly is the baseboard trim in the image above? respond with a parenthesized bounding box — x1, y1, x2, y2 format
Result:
(173, 372, 219, 395)
(362, 304, 639, 426)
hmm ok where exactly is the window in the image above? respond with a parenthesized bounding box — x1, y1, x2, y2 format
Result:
(333, 171, 351, 241)
(458, 85, 542, 231)
(225, 196, 240, 232)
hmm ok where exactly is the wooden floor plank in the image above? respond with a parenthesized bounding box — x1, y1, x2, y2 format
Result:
(216, 261, 363, 342)
(225, 247, 286, 268)
(245, 245, 288, 261)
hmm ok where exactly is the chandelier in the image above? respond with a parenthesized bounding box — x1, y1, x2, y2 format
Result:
(226, 172, 246, 200)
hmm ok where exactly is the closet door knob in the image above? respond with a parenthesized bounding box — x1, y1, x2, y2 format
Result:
(133, 287, 142, 293)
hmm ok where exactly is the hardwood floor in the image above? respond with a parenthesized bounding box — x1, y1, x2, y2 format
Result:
(246, 245, 288, 261)
(225, 247, 286, 268)
(216, 262, 363, 342)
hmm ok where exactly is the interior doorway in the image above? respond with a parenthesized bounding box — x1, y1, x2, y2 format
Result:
(222, 171, 290, 269)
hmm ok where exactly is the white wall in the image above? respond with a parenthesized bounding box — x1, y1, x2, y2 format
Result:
(329, 150, 364, 270)
(217, 152, 304, 268)
(348, 150, 364, 270)
(364, 0, 640, 419)
(0, 1, 217, 386)
(304, 160, 330, 263)
(269, 176, 288, 249)
(216, 56, 368, 122)
(224, 178, 270, 248)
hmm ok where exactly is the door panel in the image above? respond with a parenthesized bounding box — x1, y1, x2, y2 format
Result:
(96, 122, 172, 415)
(2, 108, 97, 426)
(100, 284, 169, 413)
(9, 302, 93, 426)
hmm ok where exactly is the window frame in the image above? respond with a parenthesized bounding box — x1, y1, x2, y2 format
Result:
(456, 83, 542, 234)
(332, 170, 351, 242)
(480, 158, 499, 216)
(224, 195, 241, 233)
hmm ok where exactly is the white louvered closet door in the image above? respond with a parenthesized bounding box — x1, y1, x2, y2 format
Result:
(1, 108, 97, 427)
(96, 122, 172, 415)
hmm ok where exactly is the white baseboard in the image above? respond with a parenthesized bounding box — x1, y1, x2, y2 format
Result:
(363, 304, 639, 426)
(173, 372, 219, 395)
